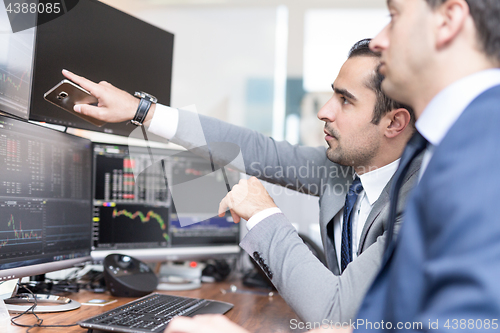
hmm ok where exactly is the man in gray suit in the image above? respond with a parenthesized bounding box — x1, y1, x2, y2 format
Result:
(63, 39, 418, 324)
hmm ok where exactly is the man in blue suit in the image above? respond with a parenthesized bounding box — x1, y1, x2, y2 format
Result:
(164, 0, 500, 332)
(351, 0, 500, 331)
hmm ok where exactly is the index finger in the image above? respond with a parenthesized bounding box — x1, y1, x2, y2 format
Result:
(62, 69, 102, 98)
(218, 194, 230, 217)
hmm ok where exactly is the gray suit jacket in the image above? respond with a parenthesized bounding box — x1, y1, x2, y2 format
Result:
(168, 108, 422, 323)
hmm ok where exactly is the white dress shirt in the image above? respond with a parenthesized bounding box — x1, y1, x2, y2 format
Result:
(147, 103, 179, 140)
(417, 69, 500, 177)
(333, 159, 399, 270)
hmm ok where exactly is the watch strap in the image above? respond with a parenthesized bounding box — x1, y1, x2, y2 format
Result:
(131, 92, 156, 126)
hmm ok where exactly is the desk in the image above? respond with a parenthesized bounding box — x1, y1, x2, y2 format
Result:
(6, 279, 305, 333)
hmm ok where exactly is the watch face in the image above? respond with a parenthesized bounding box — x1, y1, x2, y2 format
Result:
(135, 91, 157, 103)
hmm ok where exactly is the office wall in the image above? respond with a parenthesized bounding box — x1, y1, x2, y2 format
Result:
(101, 0, 386, 78)
(133, 8, 277, 132)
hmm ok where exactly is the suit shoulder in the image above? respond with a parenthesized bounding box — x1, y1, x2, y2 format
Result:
(438, 88, 500, 157)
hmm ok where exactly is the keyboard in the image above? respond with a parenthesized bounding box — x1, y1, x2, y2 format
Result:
(78, 293, 233, 333)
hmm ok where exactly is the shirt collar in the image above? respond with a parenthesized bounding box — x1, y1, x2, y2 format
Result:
(357, 158, 400, 206)
(416, 69, 500, 147)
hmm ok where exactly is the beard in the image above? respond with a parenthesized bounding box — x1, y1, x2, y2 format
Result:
(323, 126, 341, 161)
(324, 125, 379, 170)
(324, 126, 350, 166)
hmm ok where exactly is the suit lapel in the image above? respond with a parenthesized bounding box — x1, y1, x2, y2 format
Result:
(358, 186, 390, 252)
(320, 170, 352, 275)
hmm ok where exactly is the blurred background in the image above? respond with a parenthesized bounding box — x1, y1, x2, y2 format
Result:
(100, 0, 390, 244)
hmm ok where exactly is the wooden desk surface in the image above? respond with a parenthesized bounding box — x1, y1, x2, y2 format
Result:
(5, 279, 306, 333)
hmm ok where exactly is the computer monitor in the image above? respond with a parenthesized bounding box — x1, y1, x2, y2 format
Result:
(91, 143, 241, 262)
(0, 6, 36, 120)
(29, 0, 174, 136)
(0, 114, 92, 282)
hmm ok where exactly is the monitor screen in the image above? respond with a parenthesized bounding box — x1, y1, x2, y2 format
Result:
(0, 6, 36, 120)
(0, 115, 92, 281)
(91, 143, 241, 262)
(29, 0, 174, 136)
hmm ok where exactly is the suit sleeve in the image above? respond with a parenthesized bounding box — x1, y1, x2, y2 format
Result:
(167, 108, 343, 196)
(241, 213, 393, 323)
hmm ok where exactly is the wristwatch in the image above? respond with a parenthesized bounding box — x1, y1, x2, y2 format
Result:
(131, 91, 157, 126)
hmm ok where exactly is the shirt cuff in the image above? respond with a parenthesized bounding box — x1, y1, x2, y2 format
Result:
(147, 103, 179, 140)
(246, 207, 282, 231)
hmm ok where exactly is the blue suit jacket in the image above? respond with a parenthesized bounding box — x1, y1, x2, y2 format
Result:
(355, 84, 500, 331)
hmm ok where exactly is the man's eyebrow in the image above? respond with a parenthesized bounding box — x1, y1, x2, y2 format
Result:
(331, 83, 357, 101)
(387, 0, 399, 10)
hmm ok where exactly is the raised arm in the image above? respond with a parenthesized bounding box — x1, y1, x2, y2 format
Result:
(62, 70, 346, 196)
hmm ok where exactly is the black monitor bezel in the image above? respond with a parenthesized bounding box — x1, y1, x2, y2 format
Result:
(28, 0, 174, 137)
(90, 141, 241, 262)
(0, 114, 93, 281)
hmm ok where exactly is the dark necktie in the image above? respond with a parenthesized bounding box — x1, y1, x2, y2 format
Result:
(384, 131, 428, 252)
(341, 176, 363, 272)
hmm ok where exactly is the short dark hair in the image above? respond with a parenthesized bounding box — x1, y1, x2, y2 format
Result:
(424, 0, 500, 64)
(347, 39, 415, 125)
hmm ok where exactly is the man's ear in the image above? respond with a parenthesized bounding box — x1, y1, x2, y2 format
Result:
(385, 108, 411, 138)
(434, 0, 469, 49)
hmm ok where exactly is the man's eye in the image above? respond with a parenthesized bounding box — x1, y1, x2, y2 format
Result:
(388, 13, 396, 25)
(340, 96, 349, 105)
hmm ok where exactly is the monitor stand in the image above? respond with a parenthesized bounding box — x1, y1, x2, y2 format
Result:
(4, 278, 81, 313)
(5, 294, 81, 313)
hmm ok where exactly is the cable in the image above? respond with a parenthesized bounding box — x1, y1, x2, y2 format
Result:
(21, 267, 87, 295)
(10, 284, 79, 333)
